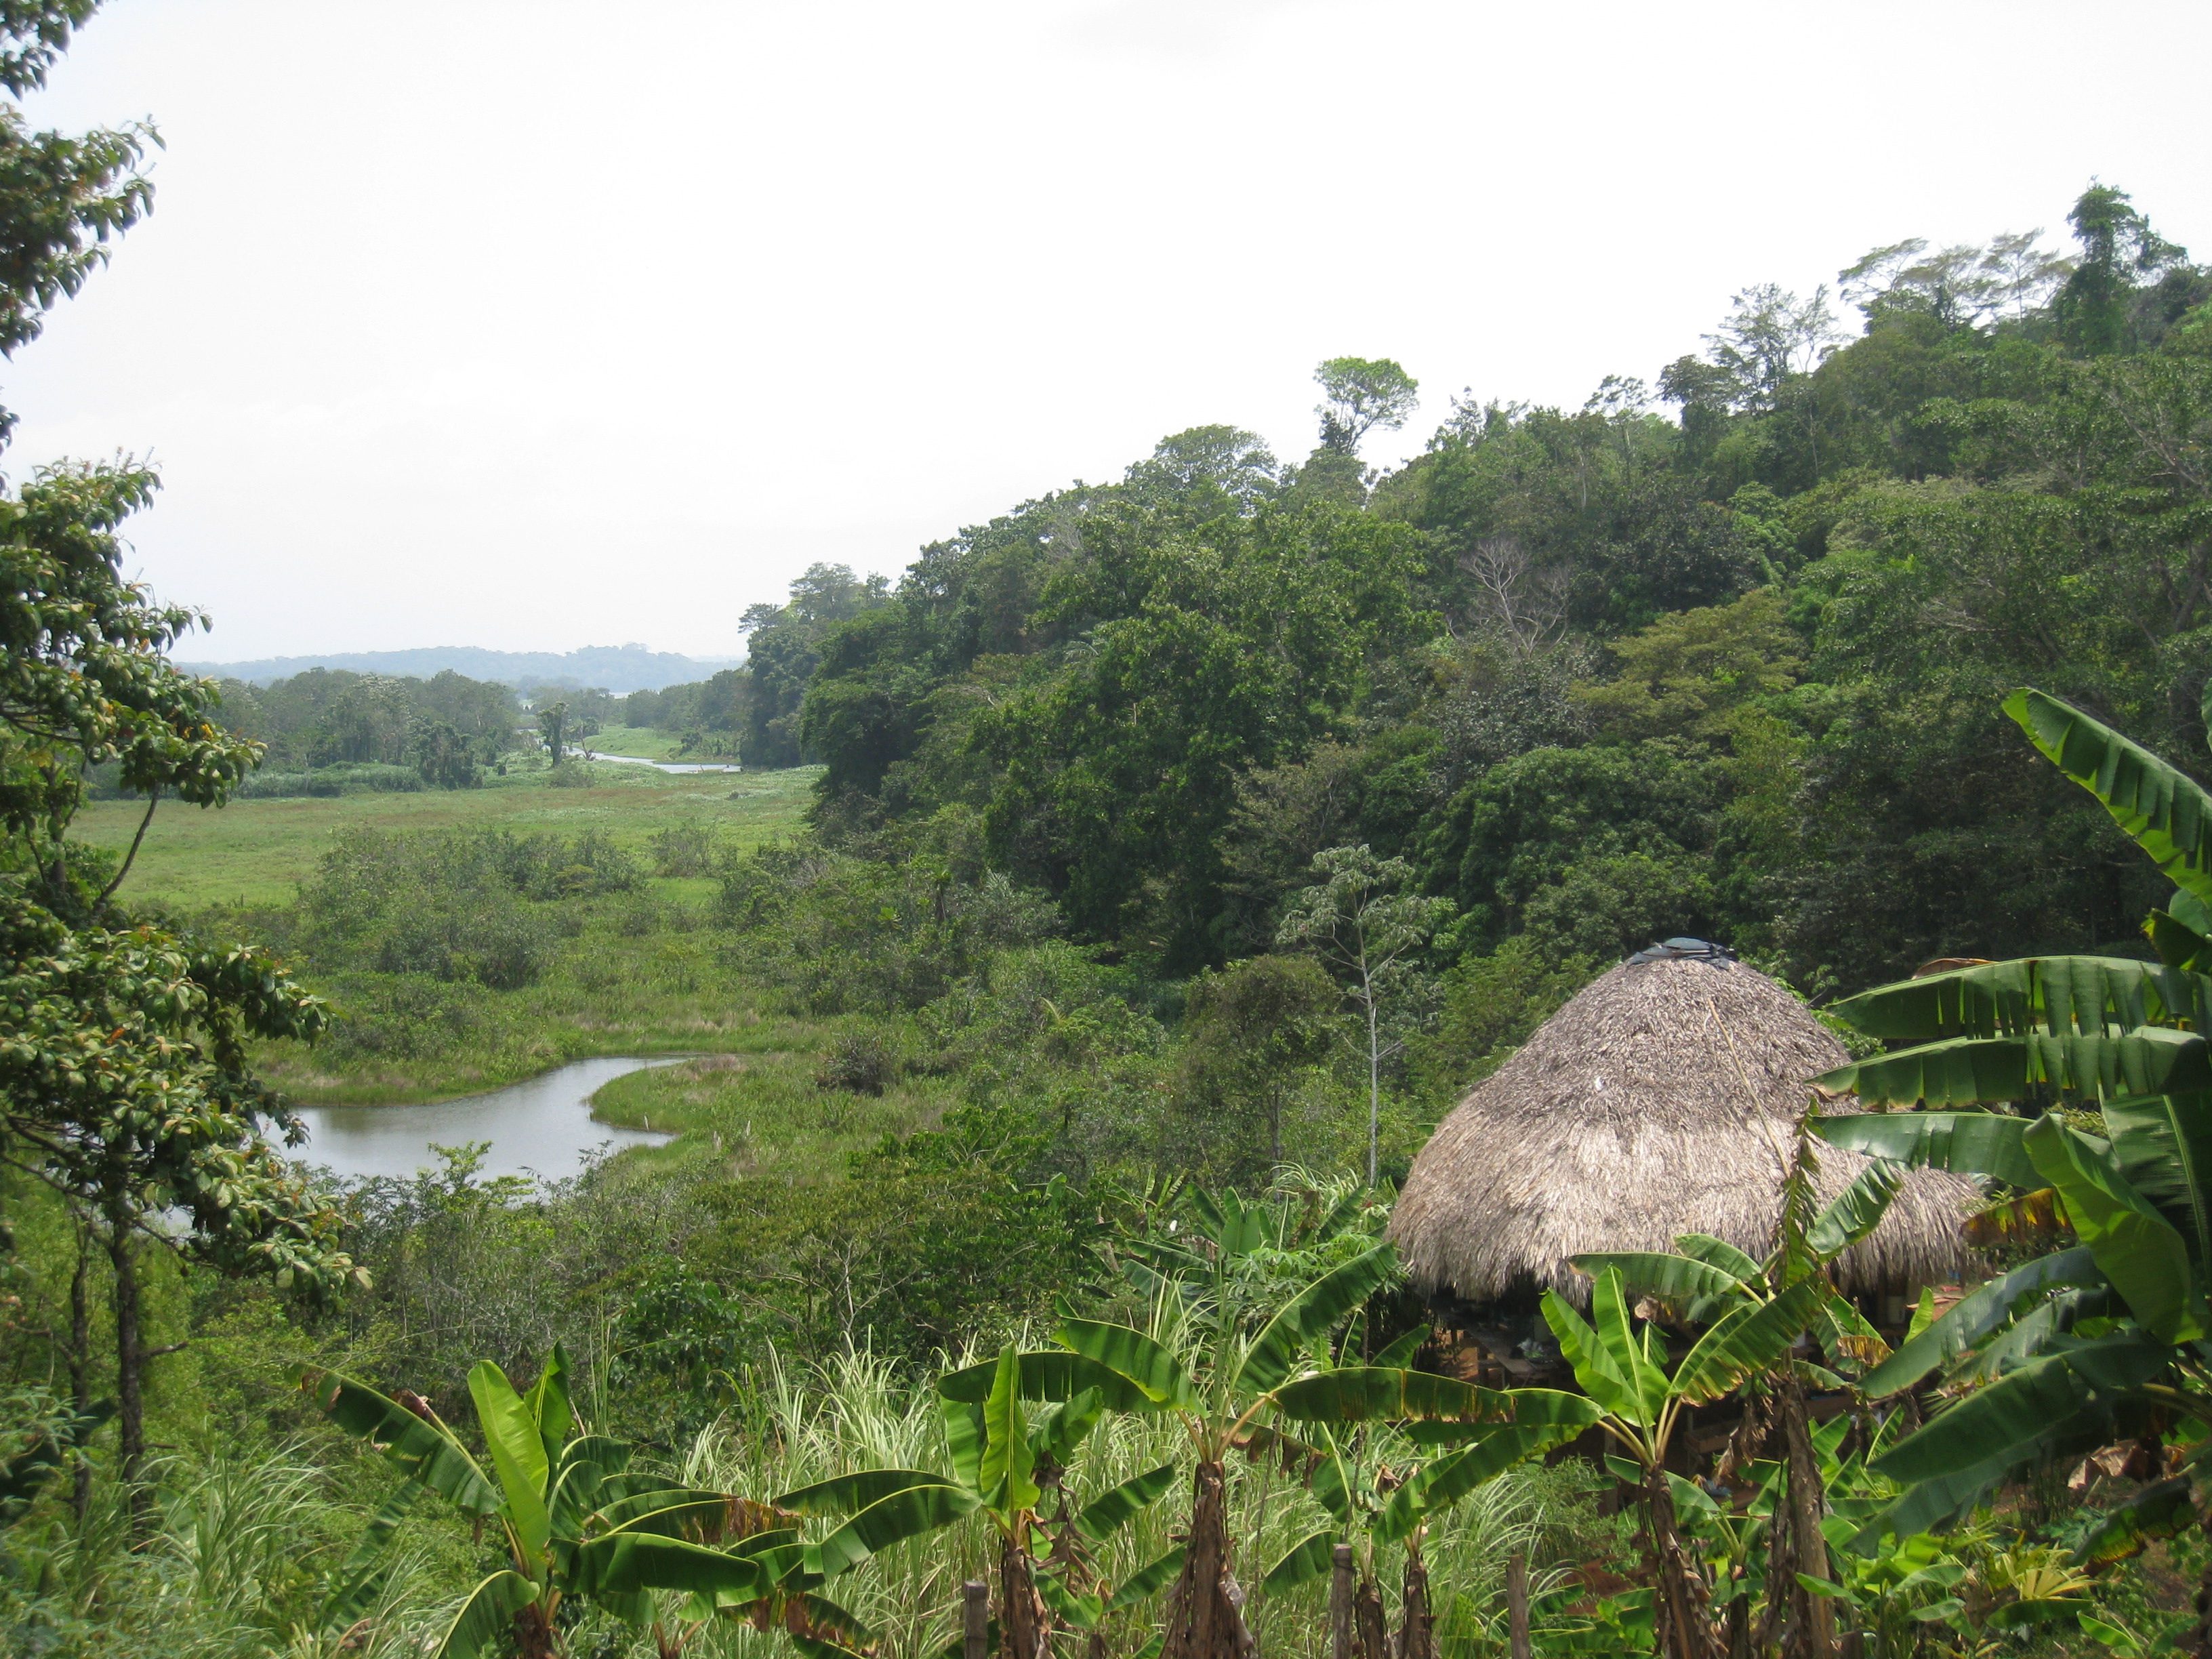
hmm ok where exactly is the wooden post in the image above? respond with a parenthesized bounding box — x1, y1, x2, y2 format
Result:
(964, 1578, 989, 1659)
(1507, 1550, 1530, 1659)
(1331, 1543, 1355, 1659)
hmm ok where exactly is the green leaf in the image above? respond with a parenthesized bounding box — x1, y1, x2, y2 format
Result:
(1370, 1324, 1429, 1369)
(1806, 1159, 1904, 1260)
(1540, 1286, 1642, 1422)
(939, 1349, 1170, 1414)
(774, 1468, 943, 1517)
(1233, 1244, 1398, 1399)
(1028, 1387, 1105, 1465)
(1813, 1028, 2212, 1108)
(1036, 1571, 1104, 1631)
(2026, 1113, 2205, 1340)
(1374, 1422, 1584, 1542)
(941, 1397, 984, 1492)
(813, 1483, 979, 1576)
(320, 1483, 418, 1629)
(523, 1344, 574, 1476)
(2006, 688, 2212, 907)
(2146, 910, 2211, 972)
(2106, 1090, 2212, 1282)
(1073, 1464, 1176, 1541)
(306, 1371, 502, 1517)
(1673, 1281, 1828, 1405)
(1262, 1530, 1336, 1592)
(981, 1345, 1039, 1513)
(1856, 1247, 2103, 1397)
(469, 1360, 553, 1561)
(1271, 1367, 1516, 1427)
(1809, 1111, 2044, 1192)
(1673, 1233, 1763, 1283)
(1568, 1252, 1754, 1306)
(1826, 956, 2186, 1042)
(1591, 1267, 1668, 1420)
(594, 1488, 741, 1540)
(1052, 1322, 1198, 1411)
(430, 1571, 539, 1659)
(1107, 1546, 1186, 1612)
(1875, 1336, 2166, 1486)
(570, 1533, 768, 1600)
(2071, 1477, 2195, 1569)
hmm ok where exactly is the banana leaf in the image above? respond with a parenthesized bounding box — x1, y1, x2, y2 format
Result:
(1806, 1158, 1905, 1260)
(2005, 688, 2212, 908)
(1269, 1366, 1515, 1426)
(319, 1483, 418, 1629)
(775, 1469, 942, 1518)
(468, 1360, 553, 1559)
(590, 1488, 735, 1541)
(1073, 1463, 1176, 1540)
(1826, 956, 2189, 1042)
(1875, 1334, 2169, 1486)
(2070, 1477, 2196, 1568)
(306, 1372, 503, 1517)
(979, 1345, 1038, 1514)
(1809, 1111, 2044, 1191)
(1856, 1246, 2103, 1397)
(1540, 1282, 1644, 1423)
(2146, 909, 2212, 972)
(1813, 1027, 2211, 1108)
(1673, 1233, 1764, 1282)
(1262, 1529, 1334, 1592)
(1050, 1322, 1199, 1412)
(1233, 1244, 1398, 1398)
(939, 1349, 1168, 1415)
(2106, 1090, 2212, 1280)
(1036, 1572, 1104, 1631)
(431, 1571, 538, 1659)
(813, 1483, 979, 1576)
(523, 1345, 573, 1476)
(570, 1533, 768, 1600)
(1591, 1268, 1669, 1421)
(2025, 1113, 2205, 1341)
(1027, 1389, 1105, 1465)
(1107, 1546, 1187, 1611)
(1371, 1324, 1429, 1369)
(1672, 1281, 1830, 1406)
(1566, 1252, 1754, 1305)
(1373, 1421, 1585, 1544)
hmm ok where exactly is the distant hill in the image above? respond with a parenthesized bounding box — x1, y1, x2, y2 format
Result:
(177, 644, 742, 695)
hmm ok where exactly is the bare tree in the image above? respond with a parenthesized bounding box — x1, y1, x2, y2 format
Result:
(1458, 535, 1570, 655)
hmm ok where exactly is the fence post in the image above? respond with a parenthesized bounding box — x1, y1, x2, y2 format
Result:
(1331, 1543, 1354, 1659)
(964, 1577, 989, 1659)
(1507, 1549, 1530, 1659)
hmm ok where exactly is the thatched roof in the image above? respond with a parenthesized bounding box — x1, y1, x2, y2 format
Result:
(1389, 954, 1976, 1304)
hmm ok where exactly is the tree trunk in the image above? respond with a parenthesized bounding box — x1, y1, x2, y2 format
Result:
(68, 1218, 92, 1523)
(1776, 1376, 1835, 1659)
(1397, 1534, 1434, 1659)
(1161, 1462, 1257, 1659)
(1353, 1568, 1389, 1659)
(104, 1211, 149, 1532)
(1002, 1529, 1052, 1659)
(1645, 1465, 1717, 1659)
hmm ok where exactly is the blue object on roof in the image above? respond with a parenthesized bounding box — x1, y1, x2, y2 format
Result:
(1626, 937, 1736, 966)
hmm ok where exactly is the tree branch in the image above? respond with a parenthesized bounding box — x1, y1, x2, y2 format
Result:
(93, 787, 159, 912)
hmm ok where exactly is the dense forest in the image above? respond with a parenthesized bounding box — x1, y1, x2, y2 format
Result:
(10, 0, 2212, 1653)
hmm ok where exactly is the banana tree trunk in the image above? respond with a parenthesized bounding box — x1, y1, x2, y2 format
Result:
(1160, 1461, 1256, 1659)
(1645, 1465, 1717, 1659)
(1002, 1530, 1052, 1659)
(1353, 1568, 1388, 1659)
(1776, 1376, 1835, 1659)
(1396, 1533, 1433, 1659)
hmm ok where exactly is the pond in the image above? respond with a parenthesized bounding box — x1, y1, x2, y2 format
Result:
(591, 752, 741, 774)
(291, 1055, 682, 1183)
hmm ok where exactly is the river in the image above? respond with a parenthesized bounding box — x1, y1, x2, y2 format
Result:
(291, 1055, 682, 1182)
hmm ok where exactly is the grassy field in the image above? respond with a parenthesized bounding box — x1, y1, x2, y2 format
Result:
(581, 724, 727, 763)
(74, 764, 819, 909)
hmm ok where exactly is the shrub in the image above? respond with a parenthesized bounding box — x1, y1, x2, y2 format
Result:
(815, 1032, 896, 1095)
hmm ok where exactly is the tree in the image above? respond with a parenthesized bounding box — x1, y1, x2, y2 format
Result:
(1275, 846, 1453, 1185)
(1572, 588, 1801, 745)
(1700, 284, 1844, 413)
(1313, 357, 1418, 455)
(1179, 954, 1338, 1172)
(534, 699, 567, 764)
(2053, 184, 2194, 357)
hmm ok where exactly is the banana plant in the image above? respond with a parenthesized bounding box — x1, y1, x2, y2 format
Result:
(1258, 1324, 1601, 1659)
(1784, 686, 2212, 1645)
(1540, 1265, 1833, 1659)
(307, 1347, 805, 1659)
(773, 1342, 1181, 1659)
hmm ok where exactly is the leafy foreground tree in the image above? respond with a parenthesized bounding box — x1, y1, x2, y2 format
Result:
(310, 1346, 823, 1659)
(1797, 686, 2212, 1656)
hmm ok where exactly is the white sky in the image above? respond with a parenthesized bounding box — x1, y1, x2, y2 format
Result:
(4, 0, 2207, 661)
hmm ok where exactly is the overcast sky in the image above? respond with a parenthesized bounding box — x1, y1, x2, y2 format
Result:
(5, 0, 2207, 661)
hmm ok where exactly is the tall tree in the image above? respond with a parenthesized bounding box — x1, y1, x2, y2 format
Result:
(1314, 356, 1419, 455)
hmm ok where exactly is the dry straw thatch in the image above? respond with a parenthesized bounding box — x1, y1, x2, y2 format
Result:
(1389, 954, 1976, 1305)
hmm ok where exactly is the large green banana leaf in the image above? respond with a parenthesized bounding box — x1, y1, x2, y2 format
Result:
(812, 1483, 980, 1576)
(937, 1349, 1167, 1414)
(1540, 1272, 1651, 1425)
(319, 1485, 417, 1629)
(1073, 1465, 1176, 1541)
(1671, 1279, 1828, 1405)
(1856, 1247, 2102, 1397)
(1269, 1366, 1515, 1426)
(2070, 1477, 2196, 1569)
(1050, 1322, 1200, 1412)
(775, 1469, 943, 1517)
(1263, 1530, 1335, 1592)
(1108, 1547, 1187, 1612)
(979, 1345, 1038, 1513)
(1827, 956, 2197, 1042)
(468, 1361, 553, 1561)
(2024, 1115, 2206, 1341)
(1372, 1417, 1593, 1544)
(1567, 1252, 1754, 1306)
(306, 1372, 502, 1517)
(569, 1533, 769, 1600)
(2105, 1090, 2212, 1279)
(1027, 1389, 1105, 1465)
(523, 1345, 573, 1476)
(1806, 1158, 1906, 1259)
(592, 1488, 743, 1541)
(1812, 1027, 2210, 1107)
(1673, 1233, 1764, 1282)
(2005, 688, 2212, 909)
(432, 1571, 538, 1659)
(1233, 1244, 1398, 1397)
(1809, 1111, 2045, 1191)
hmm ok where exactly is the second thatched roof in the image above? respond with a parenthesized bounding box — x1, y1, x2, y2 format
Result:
(1388, 953, 1976, 1304)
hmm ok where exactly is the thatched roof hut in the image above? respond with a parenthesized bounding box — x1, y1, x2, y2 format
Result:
(1389, 950, 1975, 1307)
